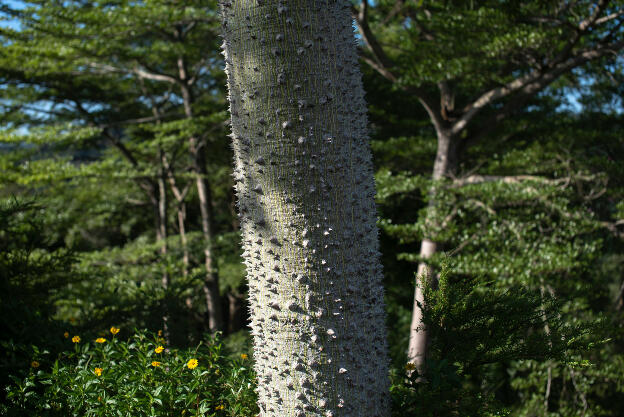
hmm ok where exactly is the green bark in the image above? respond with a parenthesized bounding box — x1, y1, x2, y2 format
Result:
(220, 0, 390, 415)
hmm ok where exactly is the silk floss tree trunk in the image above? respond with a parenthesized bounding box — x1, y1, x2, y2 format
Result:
(219, 1, 390, 416)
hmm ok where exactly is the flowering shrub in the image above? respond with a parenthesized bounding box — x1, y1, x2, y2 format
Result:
(3, 329, 258, 416)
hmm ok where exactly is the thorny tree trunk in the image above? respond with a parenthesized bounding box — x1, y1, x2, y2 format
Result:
(179, 77, 224, 332)
(220, 1, 390, 416)
(407, 127, 457, 375)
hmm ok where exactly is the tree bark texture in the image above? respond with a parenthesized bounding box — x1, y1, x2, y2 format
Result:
(220, 1, 390, 416)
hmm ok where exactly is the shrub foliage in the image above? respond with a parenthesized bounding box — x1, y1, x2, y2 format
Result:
(2, 330, 258, 417)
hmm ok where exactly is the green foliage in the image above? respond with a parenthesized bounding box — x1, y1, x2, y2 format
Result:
(0, 0, 240, 341)
(422, 270, 593, 369)
(1, 0, 623, 416)
(389, 263, 612, 417)
(0, 199, 77, 397)
(2, 330, 258, 417)
(508, 353, 624, 417)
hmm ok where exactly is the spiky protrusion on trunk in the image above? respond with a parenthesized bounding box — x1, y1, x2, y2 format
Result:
(219, 1, 390, 416)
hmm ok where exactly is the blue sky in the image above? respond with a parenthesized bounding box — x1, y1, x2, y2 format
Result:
(0, 0, 24, 30)
(1, 0, 618, 115)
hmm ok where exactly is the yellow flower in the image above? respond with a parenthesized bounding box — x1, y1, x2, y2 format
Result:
(98, 396, 102, 402)
(215, 404, 225, 410)
(31, 361, 40, 368)
(405, 362, 416, 371)
(187, 359, 198, 369)
(95, 338, 107, 344)
(94, 367, 103, 376)
(151, 361, 161, 367)
(110, 326, 120, 335)
(157, 330, 162, 337)
(72, 335, 81, 343)
(240, 353, 248, 360)
(155, 346, 164, 354)
(63, 332, 69, 338)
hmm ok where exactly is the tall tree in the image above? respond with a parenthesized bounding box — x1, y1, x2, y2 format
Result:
(0, 0, 229, 332)
(219, 0, 389, 415)
(353, 0, 624, 372)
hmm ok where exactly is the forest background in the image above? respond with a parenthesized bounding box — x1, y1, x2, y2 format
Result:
(1, 1, 623, 416)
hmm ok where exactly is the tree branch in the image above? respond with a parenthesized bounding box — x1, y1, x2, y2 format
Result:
(579, 0, 610, 31)
(87, 62, 178, 84)
(353, 1, 445, 130)
(594, 10, 624, 26)
(451, 174, 597, 188)
(353, 0, 395, 71)
(452, 38, 624, 136)
(381, 0, 405, 25)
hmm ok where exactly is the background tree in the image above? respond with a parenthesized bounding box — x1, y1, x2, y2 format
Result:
(0, 0, 237, 337)
(357, 1, 624, 412)
(353, 0, 624, 373)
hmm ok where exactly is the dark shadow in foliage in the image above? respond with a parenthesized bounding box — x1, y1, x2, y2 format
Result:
(391, 261, 605, 417)
(0, 199, 78, 401)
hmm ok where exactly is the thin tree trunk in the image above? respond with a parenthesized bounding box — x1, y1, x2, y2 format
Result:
(227, 291, 245, 335)
(407, 127, 456, 375)
(178, 76, 224, 332)
(176, 202, 190, 276)
(157, 150, 171, 340)
(193, 159, 224, 332)
(220, 1, 390, 416)
(163, 155, 191, 277)
(158, 150, 169, 287)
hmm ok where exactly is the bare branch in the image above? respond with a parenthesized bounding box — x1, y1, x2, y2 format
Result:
(352, 0, 395, 72)
(466, 198, 497, 216)
(452, 39, 624, 136)
(447, 231, 478, 257)
(87, 62, 178, 84)
(359, 55, 397, 83)
(188, 55, 210, 86)
(452, 71, 540, 135)
(599, 219, 624, 239)
(162, 153, 192, 203)
(451, 174, 597, 188)
(381, 0, 405, 25)
(125, 198, 148, 206)
(102, 130, 141, 168)
(594, 9, 624, 25)
(615, 278, 624, 310)
(102, 113, 181, 127)
(353, 1, 446, 130)
(579, 0, 610, 31)
(133, 64, 178, 84)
